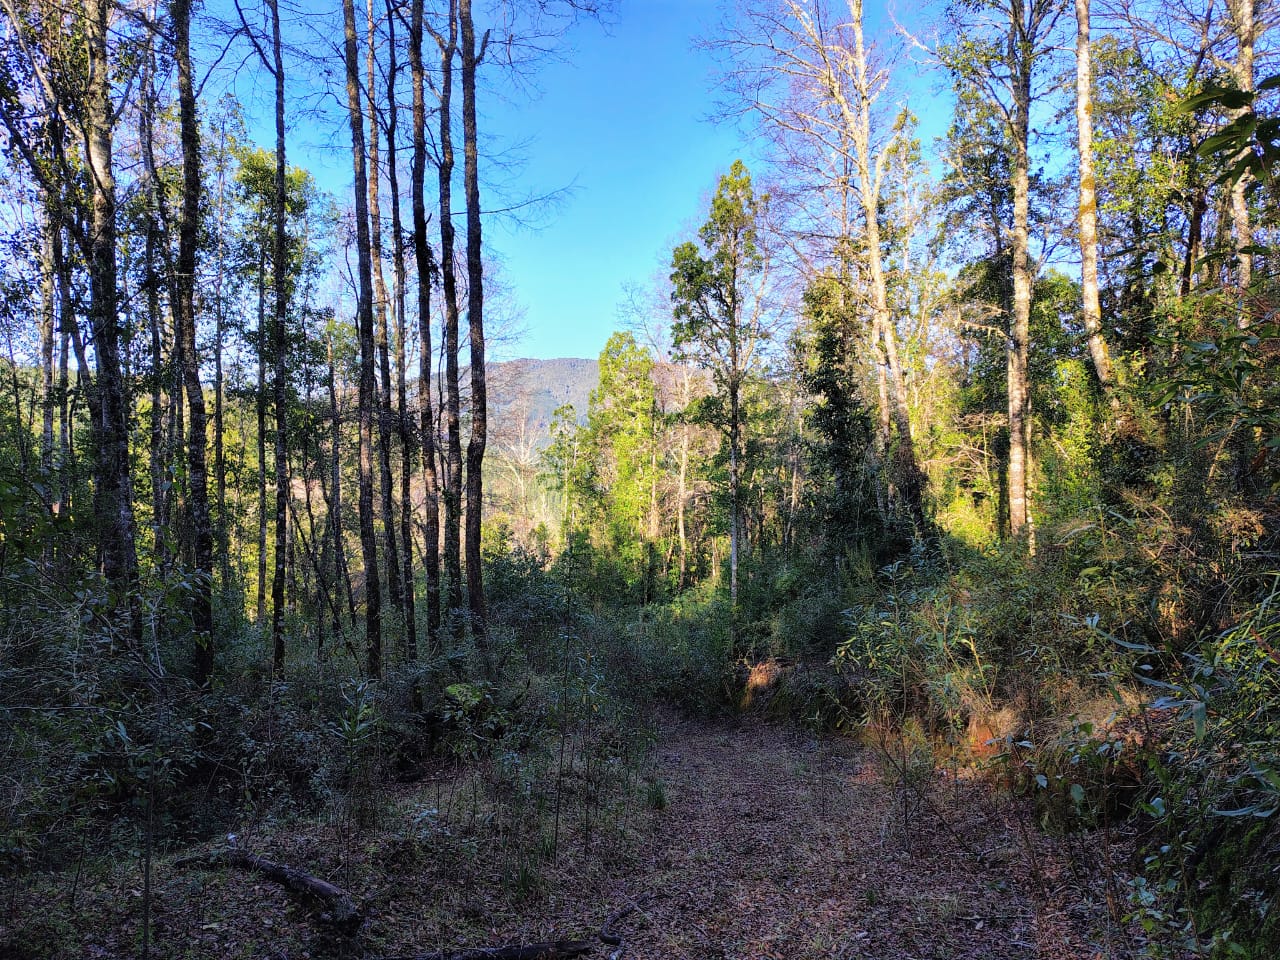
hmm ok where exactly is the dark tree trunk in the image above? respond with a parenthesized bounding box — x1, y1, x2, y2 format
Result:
(459, 0, 488, 658)
(430, 4, 464, 638)
(366, 0, 405, 631)
(85, 0, 141, 645)
(173, 0, 216, 682)
(384, 2, 419, 664)
(410, 0, 442, 653)
(212, 121, 232, 589)
(268, 0, 290, 672)
(342, 0, 384, 679)
(326, 334, 356, 627)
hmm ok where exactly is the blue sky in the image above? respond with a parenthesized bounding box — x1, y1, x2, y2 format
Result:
(481, 0, 762, 360)
(216, 0, 950, 363)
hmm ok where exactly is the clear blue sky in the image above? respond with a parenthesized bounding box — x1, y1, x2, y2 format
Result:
(482, 0, 761, 360)
(481, 1, 945, 362)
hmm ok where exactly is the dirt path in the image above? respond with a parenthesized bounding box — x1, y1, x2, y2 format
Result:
(600, 713, 1097, 960)
(8, 711, 1110, 959)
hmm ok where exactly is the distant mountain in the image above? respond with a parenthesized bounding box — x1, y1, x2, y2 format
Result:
(487, 357, 598, 451)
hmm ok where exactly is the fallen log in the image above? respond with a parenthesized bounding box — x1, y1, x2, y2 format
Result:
(173, 848, 362, 932)
(373, 941, 594, 960)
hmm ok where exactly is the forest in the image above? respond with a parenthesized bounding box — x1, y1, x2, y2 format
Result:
(1, 0, 1278, 957)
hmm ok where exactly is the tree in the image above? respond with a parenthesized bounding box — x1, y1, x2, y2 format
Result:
(341, 0, 383, 678)
(941, 0, 1067, 543)
(0, 0, 144, 642)
(409, 0, 442, 653)
(460, 0, 490, 654)
(580, 332, 659, 589)
(715, 0, 926, 531)
(173, 0, 215, 682)
(670, 159, 770, 611)
(426, 0, 465, 641)
(1074, 0, 1116, 388)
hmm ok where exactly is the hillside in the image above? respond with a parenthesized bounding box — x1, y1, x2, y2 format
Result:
(485, 357, 598, 451)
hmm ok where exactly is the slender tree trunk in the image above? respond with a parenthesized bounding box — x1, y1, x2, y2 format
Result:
(1228, 0, 1255, 300)
(40, 211, 55, 489)
(459, 0, 489, 656)
(728, 373, 739, 612)
(384, 2, 418, 663)
(676, 370, 690, 591)
(327, 334, 356, 625)
(430, 5, 465, 636)
(1074, 0, 1114, 387)
(366, 0, 405, 629)
(342, 0, 383, 679)
(141, 54, 171, 577)
(257, 252, 268, 625)
(55, 219, 72, 523)
(85, 0, 141, 644)
(410, 0, 442, 654)
(173, 0, 215, 682)
(1179, 186, 1207, 298)
(847, 1, 924, 531)
(1008, 2, 1034, 540)
(212, 122, 231, 587)
(268, 0, 290, 672)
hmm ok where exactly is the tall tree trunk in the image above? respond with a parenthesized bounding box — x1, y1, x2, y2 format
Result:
(410, 0, 442, 654)
(459, 0, 489, 657)
(257, 252, 268, 625)
(54, 218, 72, 524)
(1008, 0, 1034, 541)
(1228, 0, 1255, 300)
(384, 1, 418, 664)
(1074, 0, 1114, 387)
(728, 371, 740, 612)
(341, 0, 383, 679)
(269, 0, 290, 672)
(366, 0, 405, 629)
(85, 0, 141, 644)
(845, 0, 924, 531)
(212, 121, 231, 587)
(430, 5, 464, 637)
(140, 49, 171, 577)
(173, 0, 215, 683)
(40, 210, 55, 490)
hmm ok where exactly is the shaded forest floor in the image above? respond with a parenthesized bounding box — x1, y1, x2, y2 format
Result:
(5, 711, 1131, 959)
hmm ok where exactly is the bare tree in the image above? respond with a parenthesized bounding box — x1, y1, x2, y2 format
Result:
(341, 0, 383, 678)
(409, 0, 442, 653)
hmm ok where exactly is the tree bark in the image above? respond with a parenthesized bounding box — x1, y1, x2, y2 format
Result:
(212, 120, 232, 589)
(327, 333, 356, 626)
(268, 0, 290, 672)
(1007, 0, 1034, 541)
(410, 0, 442, 654)
(342, 0, 384, 679)
(430, 4, 465, 638)
(1228, 0, 1255, 300)
(460, 0, 488, 656)
(173, 0, 216, 682)
(85, 0, 142, 644)
(384, 1, 419, 664)
(366, 0, 405, 629)
(1074, 0, 1114, 388)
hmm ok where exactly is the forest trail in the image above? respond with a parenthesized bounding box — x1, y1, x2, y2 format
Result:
(11, 712, 1112, 960)
(600, 713, 1096, 960)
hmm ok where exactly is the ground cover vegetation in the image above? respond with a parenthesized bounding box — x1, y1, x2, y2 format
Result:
(1, 0, 1279, 956)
